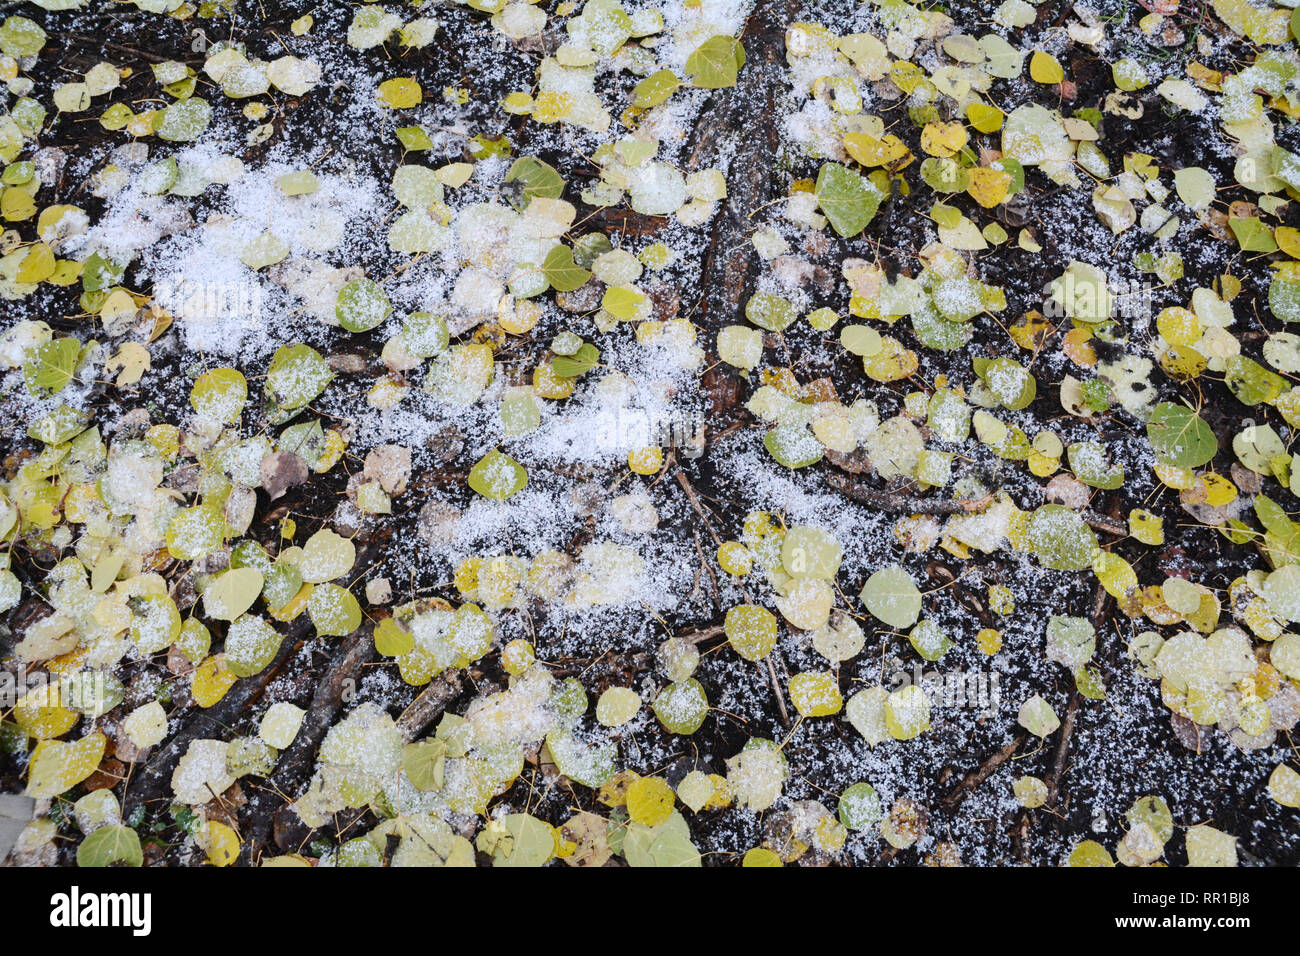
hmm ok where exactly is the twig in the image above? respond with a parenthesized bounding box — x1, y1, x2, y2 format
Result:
(827, 471, 995, 515)
(681, 624, 725, 645)
(1045, 693, 1080, 806)
(942, 735, 1026, 808)
(766, 653, 791, 729)
(676, 470, 723, 546)
(241, 623, 378, 863)
(396, 669, 464, 741)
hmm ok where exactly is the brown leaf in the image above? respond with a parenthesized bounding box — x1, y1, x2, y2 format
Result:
(260, 450, 309, 501)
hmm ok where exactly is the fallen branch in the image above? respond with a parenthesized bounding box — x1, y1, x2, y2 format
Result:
(675, 470, 724, 546)
(681, 624, 725, 645)
(396, 669, 465, 741)
(766, 653, 792, 729)
(240, 623, 377, 864)
(1045, 693, 1080, 807)
(827, 471, 994, 515)
(942, 735, 1026, 809)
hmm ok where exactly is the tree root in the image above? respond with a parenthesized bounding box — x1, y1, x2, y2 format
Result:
(826, 471, 995, 515)
(241, 623, 377, 864)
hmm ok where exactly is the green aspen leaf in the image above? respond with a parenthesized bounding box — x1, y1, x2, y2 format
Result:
(402, 739, 447, 791)
(718, 325, 764, 370)
(634, 69, 680, 107)
(1174, 166, 1215, 211)
(1269, 270, 1300, 323)
(166, 505, 225, 561)
(156, 97, 211, 142)
(28, 405, 88, 445)
(1068, 840, 1115, 867)
(815, 163, 881, 238)
(552, 343, 600, 378)
(505, 156, 564, 210)
(624, 810, 701, 868)
(1225, 355, 1286, 406)
(396, 126, 433, 151)
(745, 291, 796, 331)
(1067, 441, 1124, 489)
(542, 244, 591, 291)
(399, 311, 450, 358)
(299, 529, 356, 583)
(468, 450, 528, 500)
(1018, 694, 1060, 738)
(266, 343, 332, 411)
(861, 565, 922, 629)
(840, 324, 882, 356)
(652, 679, 708, 734)
(276, 170, 320, 196)
(191, 368, 248, 423)
(1026, 504, 1099, 571)
(308, 583, 362, 637)
(203, 567, 264, 622)
(838, 783, 883, 831)
(1146, 402, 1216, 467)
(764, 423, 824, 468)
(0, 16, 47, 58)
(685, 35, 745, 89)
(1261, 565, 1300, 622)
(481, 813, 555, 867)
(225, 615, 283, 677)
(77, 824, 142, 868)
(973, 356, 1036, 410)
(24, 337, 80, 395)
(908, 619, 951, 662)
(1230, 216, 1277, 254)
(336, 278, 391, 333)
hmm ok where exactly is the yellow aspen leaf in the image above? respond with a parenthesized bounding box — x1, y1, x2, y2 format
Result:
(14, 682, 78, 739)
(192, 654, 239, 708)
(1277, 226, 1300, 260)
(1029, 51, 1064, 84)
(1093, 552, 1139, 598)
(789, 671, 844, 717)
(628, 446, 663, 475)
(1009, 310, 1051, 350)
(976, 628, 1003, 655)
(533, 362, 575, 399)
(201, 821, 241, 866)
(967, 167, 1012, 208)
(844, 131, 912, 168)
(919, 121, 968, 158)
(626, 776, 675, 826)
(26, 732, 106, 798)
(377, 77, 422, 109)
(966, 102, 1004, 133)
(1129, 510, 1165, 545)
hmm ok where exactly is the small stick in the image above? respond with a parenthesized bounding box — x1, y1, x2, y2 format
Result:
(827, 471, 994, 515)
